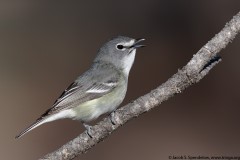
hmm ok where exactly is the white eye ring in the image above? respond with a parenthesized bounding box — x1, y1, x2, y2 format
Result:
(116, 44, 126, 51)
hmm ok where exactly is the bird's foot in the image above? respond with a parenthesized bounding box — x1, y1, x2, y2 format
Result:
(83, 123, 93, 138)
(110, 111, 117, 125)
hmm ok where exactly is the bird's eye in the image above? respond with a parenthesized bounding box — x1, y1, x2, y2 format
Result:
(116, 44, 124, 50)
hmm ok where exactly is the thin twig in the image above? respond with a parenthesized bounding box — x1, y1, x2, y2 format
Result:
(40, 11, 240, 160)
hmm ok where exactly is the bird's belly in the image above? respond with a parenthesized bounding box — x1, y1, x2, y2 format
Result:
(73, 86, 126, 122)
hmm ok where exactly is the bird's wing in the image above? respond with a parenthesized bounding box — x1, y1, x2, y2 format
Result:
(40, 75, 119, 118)
(15, 63, 124, 139)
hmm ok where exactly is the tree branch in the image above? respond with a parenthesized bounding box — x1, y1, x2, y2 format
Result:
(40, 11, 240, 160)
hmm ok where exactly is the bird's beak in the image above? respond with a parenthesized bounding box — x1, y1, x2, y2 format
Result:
(131, 38, 146, 49)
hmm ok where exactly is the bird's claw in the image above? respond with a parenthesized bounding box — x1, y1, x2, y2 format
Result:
(83, 123, 93, 138)
(110, 111, 116, 125)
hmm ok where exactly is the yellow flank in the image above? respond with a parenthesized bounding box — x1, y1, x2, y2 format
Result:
(72, 84, 126, 122)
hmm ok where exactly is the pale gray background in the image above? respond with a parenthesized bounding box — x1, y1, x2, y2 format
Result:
(1, 1, 240, 159)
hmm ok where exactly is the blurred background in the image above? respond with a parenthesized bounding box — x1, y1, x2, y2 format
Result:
(1, 1, 240, 159)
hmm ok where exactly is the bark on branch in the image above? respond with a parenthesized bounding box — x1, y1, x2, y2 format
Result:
(40, 11, 240, 160)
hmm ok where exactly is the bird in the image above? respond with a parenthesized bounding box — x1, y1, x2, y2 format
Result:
(15, 36, 145, 139)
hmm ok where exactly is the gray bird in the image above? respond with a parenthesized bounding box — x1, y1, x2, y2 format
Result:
(16, 36, 145, 139)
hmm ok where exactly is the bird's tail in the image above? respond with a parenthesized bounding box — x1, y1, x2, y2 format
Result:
(15, 118, 46, 139)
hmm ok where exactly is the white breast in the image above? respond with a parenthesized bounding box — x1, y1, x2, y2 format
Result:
(123, 49, 136, 76)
